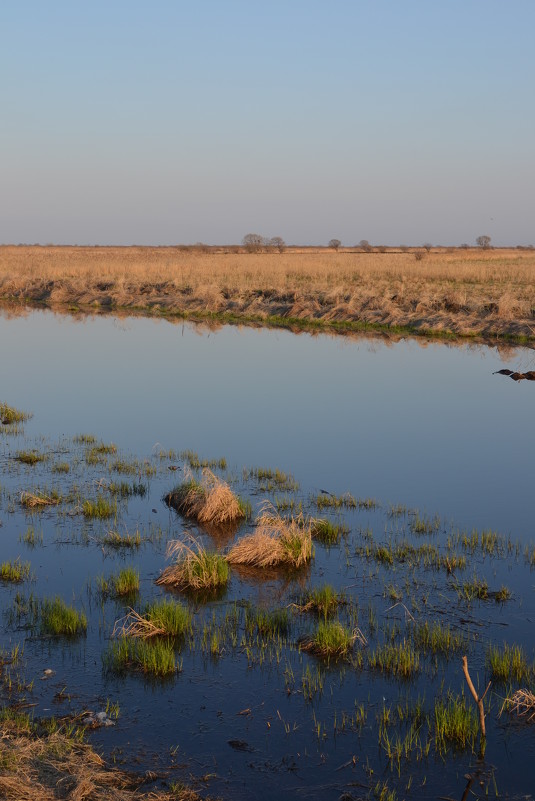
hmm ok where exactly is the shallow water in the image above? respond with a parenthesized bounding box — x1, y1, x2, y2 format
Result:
(1, 309, 535, 800)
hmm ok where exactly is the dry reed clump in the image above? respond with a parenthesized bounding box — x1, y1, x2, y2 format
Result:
(226, 505, 313, 569)
(0, 715, 207, 800)
(156, 539, 229, 592)
(20, 490, 61, 508)
(500, 689, 535, 722)
(165, 469, 245, 527)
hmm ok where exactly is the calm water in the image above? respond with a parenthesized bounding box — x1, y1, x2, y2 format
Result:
(1, 308, 535, 801)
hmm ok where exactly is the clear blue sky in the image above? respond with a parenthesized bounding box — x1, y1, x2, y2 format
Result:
(1, 1, 534, 246)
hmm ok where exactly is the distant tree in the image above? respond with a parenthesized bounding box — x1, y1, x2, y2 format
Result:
(242, 233, 264, 253)
(328, 239, 342, 250)
(269, 236, 286, 253)
(422, 242, 432, 252)
(414, 250, 426, 261)
(476, 235, 491, 249)
(359, 239, 372, 252)
(460, 243, 470, 249)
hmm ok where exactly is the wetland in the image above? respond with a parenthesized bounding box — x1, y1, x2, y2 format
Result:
(1, 308, 535, 801)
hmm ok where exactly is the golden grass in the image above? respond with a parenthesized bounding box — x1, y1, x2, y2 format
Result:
(0, 715, 205, 800)
(226, 505, 313, 569)
(166, 469, 245, 527)
(1, 245, 534, 340)
(20, 490, 61, 508)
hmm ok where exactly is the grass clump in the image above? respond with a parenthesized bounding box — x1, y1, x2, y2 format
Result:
(14, 450, 45, 466)
(299, 584, 342, 619)
(82, 495, 116, 519)
(114, 599, 192, 639)
(166, 469, 245, 527)
(311, 518, 348, 545)
(107, 480, 147, 497)
(434, 693, 478, 751)
(104, 637, 177, 677)
(97, 567, 140, 599)
(20, 489, 62, 508)
(51, 461, 70, 473)
(157, 540, 229, 592)
(40, 597, 87, 637)
(313, 492, 357, 510)
(487, 642, 531, 683)
(369, 640, 420, 678)
(101, 529, 141, 549)
(411, 621, 465, 656)
(456, 575, 489, 601)
(1, 402, 31, 425)
(245, 607, 290, 637)
(0, 560, 31, 583)
(227, 506, 313, 569)
(300, 621, 359, 659)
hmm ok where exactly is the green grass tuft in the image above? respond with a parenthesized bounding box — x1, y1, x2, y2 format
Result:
(40, 597, 87, 636)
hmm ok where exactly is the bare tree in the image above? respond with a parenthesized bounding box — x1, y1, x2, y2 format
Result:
(269, 236, 286, 253)
(242, 233, 264, 253)
(328, 239, 342, 250)
(359, 239, 372, 252)
(422, 242, 432, 252)
(476, 235, 491, 249)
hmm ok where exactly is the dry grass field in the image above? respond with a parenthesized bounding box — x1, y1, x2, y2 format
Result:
(1, 245, 534, 341)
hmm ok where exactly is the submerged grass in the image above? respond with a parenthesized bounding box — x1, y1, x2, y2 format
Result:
(157, 540, 229, 592)
(227, 506, 313, 568)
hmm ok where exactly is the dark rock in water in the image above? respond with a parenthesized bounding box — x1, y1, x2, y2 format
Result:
(228, 739, 254, 752)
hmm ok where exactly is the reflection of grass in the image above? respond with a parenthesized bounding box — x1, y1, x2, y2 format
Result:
(41, 598, 87, 636)
(157, 541, 229, 592)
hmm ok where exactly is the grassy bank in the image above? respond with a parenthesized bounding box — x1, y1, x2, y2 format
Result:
(1, 245, 534, 342)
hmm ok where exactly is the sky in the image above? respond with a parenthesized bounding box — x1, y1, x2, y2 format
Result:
(1, 1, 534, 246)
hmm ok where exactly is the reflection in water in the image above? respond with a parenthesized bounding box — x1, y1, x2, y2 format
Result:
(494, 368, 535, 381)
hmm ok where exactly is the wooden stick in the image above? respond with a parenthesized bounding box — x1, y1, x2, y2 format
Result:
(462, 655, 491, 738)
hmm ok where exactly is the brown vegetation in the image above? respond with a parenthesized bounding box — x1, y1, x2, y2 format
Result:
(165, 470, 245, 527)
(1, 245, 534, 341)
(227, 506, 313, 569)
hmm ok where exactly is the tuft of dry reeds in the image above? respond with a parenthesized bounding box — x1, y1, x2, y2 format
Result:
(20, 490, 61, 508)
(156, 538, 229, 592)
(166, 469, 245, 527)
(226, 505, 313, 569)
(500, 689, 535, 722)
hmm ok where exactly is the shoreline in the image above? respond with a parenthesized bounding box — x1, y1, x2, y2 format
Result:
(1, 246, 534, 345)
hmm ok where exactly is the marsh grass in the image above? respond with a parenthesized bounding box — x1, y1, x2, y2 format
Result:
(14, 450, 46, 466)
(1, 402, 31, 426)
(40, 597, 87, 637)
(97, 567, 139, 599)
(104, 637, 177, 677)
(245, 607, 290, 637)
(0, 560, 31, 583)
(369, 640, 420, 678)
(455, 575, 489, 601)
(20, 489, 62, 508)
(487, 642, 532, 683)
(434, 693, 478, 751)
(101, 529, 142, 549)
(300, 620, 361, 659)
(181, 450, 227, 471)
(311, 518, 348, 545)
(227, 506, 313, 569)
(107, 480, 147, 497)
(166, 469, 245, 527)
(410, 513, 440, 535)
(157, 540, 229, 592)
(314, 492, 357, 510)
(51, 461, 70, 474)
(298, 584, 342, 619)
(113, 600, 192, 639)
(82, 495, 116, 519)
(411, 621, 465, 656)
